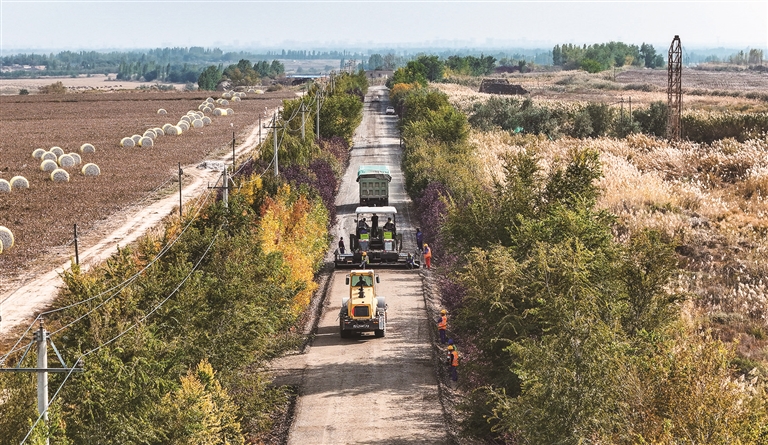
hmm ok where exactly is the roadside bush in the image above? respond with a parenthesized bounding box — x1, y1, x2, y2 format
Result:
(19, 88, 29, 95)
(633, 101, 668, 137)
(38, 81, 66, 94)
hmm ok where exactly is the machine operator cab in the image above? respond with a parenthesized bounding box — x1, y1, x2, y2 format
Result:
(335, 206, 410, 268)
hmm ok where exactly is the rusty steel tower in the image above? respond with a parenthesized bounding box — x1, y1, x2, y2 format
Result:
(667, 35, 682, 141)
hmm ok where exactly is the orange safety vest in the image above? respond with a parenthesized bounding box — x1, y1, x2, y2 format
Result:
(438, 315, 447, 330)
(424, 247, 432, 259)
(449, 350, 459, 367)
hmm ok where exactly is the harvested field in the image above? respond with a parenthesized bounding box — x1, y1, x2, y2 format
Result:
(0, 90, 295, 291)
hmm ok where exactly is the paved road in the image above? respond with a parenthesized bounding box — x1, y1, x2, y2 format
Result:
(282, 86, 448, 444)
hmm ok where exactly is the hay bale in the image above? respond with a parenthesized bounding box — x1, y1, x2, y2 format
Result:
(172, 125, 183, 135)
(58, 154, 76, 168)
(162, 123, 174, 132)
(226, 108, 234, 115)
(10, 176, 29, 190)
(203, 106, 213, 113)
(202, 116, 212, 125)
(143, 130, 156, 139)
(80, 143, 95, 153)
(177, 121, 190, 131)
(180, 115, 191, 124)
(138, 137, 153, 147)
(0, 226, 14, 252)
(220, 99, 229, 106)
(222, 92, 232, 99)
(192, 119, 203, 128)
(68, 153, 82, 165)
(32, 148, 46, 159)
(120, 137, 135, 148)
(131, 134, 141, 144)
(254, 89, 264, 94)
(41, 151, 58, 162)
(232, 96, 241, 102)
(198, 103, 207, 111)
(40, 159, 58, 172)
(81, 163, 101, 176)
(50, 146, 64, 157)
(0, 179, 10, 193)
(50, 168, 70, 183)
(157, 108, 167, 115)
(213, 108, 225, 116)
(154, 127, 164, 136)
(206, 97, 214, 103)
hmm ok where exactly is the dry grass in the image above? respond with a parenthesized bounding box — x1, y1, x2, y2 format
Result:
(446, 71, 768, 360)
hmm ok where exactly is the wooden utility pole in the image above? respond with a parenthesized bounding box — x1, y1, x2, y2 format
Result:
(265, 112, 282, 176)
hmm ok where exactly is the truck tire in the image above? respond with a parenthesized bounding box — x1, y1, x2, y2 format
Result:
(374, 328, 385, 338)
(340, 320, 350, 338)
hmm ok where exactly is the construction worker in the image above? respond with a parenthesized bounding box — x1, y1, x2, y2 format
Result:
(437, 309, 448, 344)
(447, 345, 459, 382)
(415, 228, 423, 252)
(423, 243, 432, 269)
(338, 236, 345, 254)
(360, 251, 369, 269)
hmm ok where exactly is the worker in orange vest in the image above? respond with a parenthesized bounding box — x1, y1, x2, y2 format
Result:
(423, 243, 432, 269)
(437, 309, 448, 344)
(447, 344, 459, 382)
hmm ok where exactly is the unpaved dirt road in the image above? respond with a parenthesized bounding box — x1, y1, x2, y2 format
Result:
(273, 86, 449, 444)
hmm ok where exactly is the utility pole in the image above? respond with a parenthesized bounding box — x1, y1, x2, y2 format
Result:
(264, 112, 282, 176)
(0, 319, 83, 445)
(178, 163, 183, 220)
(73, 224, 79, 265)
(316, 89, 321, 139)
(208, 167, 230, 208)
(300, 102, 307, 141)
(232, 131, 236, 169)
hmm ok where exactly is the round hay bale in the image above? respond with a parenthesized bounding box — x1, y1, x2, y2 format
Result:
(40, 159, 58, 172)
(50, 168, 70, 183)
(162, 123, 174, 132)
(172, 125, 183, 135)
(10, 176, 29, 190)
(198, 103, 207, 111)
(192, 119, 204, 128)
(220, 99, 229, 106)
(81, 163, 101, 176)
(138, 137, 153, 147)
(0, 226, 14, 252)
(254, 89, 264, 94)
(32, 148, 46, 159)
(180, 115, 192, 124)
(80, 143, 96, 154)
(68, 153, 82, 165)
(157, 108, 167, 115)
(203, 106, 213, 113)
(50, 146, 64, 157)
(120, 137, 135, 148)
(202, 116, 212, 125)
(41, 151, 58, 162)
(178, 121, 190, 130)
(0, 179, 10, 193)
(131, 134, 141, 144)
(222, 92, 232, 99)
(154, 127, 164, 136)
(143, 130, 156, 139)
(58, 154, 76, 168)
(226, 108, 234, 115)
(232, 96, 241, 102)
(206, 97, 215, 103)
(213, 108, 224, 116)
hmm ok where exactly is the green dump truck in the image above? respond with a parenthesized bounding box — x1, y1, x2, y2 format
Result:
(357, 165, 391, 206)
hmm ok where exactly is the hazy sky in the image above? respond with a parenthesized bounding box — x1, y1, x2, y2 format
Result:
(1, 1, 766, 54)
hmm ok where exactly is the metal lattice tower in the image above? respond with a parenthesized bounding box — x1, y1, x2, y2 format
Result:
(667, 35, 682, 141)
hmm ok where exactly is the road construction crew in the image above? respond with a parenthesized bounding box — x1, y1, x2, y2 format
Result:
(447, 345, 459, 382)
(437, 309, 448, 344)
(360, 251, 369, 269)
(423, 243, 432, 269)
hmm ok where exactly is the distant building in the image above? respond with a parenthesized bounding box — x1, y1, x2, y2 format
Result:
(364, 70, 394, 80)
(479, 79, 528, 95)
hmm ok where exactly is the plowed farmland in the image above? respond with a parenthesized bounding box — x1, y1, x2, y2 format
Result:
(0, 90, 295, 292)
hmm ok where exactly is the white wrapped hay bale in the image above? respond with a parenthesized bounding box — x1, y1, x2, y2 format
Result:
(120, 137, 135, 148)
(203, 106, 213, 113)
(68, 153, 82, 165)
(10, 176, 29, 190)
(50, 146, 64, 157)
(0, 226, 14, 252)
(40, 159, 58, 172)
(143, 130, 156, 139)
(154, 127, 164, 136)
(226, 108, 234, 115)
(213, 108, 226, 116)
(192, 119, 203, 128)
(180, 115, 192, 124)
(198, 103, 207, 111)
(0, 179, 10, 193)
(232, 96, 241, 102)
(58, 154, 76, 168)
(202, 116, 212, 125)
(131, 134, 141, 144)
(220, 99, 229, 106)
(162, 123, 174, 133)
(157, 108, 167, 115)
(51, 168, 70, 183)
(41, 151, 58, 162)
(32, 148, 46, 159)
(138, 137, 153, 147)
(177, 121, 190, 131)
(81, 163, 101, 176)
(80, 143, 95, 154)
(254, 89, 264, 94)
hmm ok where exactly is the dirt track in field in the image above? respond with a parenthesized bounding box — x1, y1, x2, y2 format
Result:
(270, 86, 451, 444)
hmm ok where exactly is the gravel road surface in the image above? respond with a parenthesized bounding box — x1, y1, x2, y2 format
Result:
(274, 86, 449, 445)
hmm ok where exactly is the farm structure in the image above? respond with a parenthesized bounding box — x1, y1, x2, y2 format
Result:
(479, 78, 529, 95)
(0, 90, 294, 295)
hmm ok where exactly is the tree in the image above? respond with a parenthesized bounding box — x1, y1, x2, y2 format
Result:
(640, 43, 658, 68)
(197, 65, 221, 91)
(368, 53, 384, 70)
(416, 55, 444, 81)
